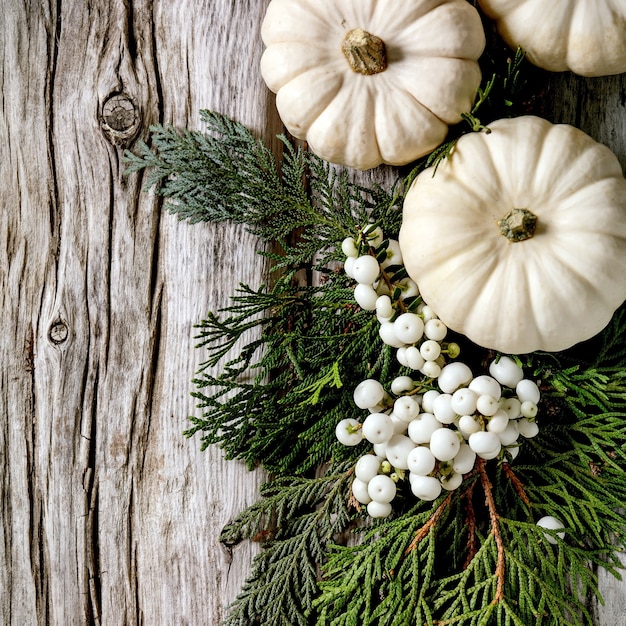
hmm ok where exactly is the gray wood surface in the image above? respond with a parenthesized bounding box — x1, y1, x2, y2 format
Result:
(1, 2, 625, 625)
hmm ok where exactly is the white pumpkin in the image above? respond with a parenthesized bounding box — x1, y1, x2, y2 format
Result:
(399, 116, 626, 354)
(478, 0, 626, 77)
(260, 0, 485, 170)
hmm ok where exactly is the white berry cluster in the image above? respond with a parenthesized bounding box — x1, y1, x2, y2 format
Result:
(342, 228, 459, 379)
(336, 354, 541, 518)
(337, 226, 542, 518)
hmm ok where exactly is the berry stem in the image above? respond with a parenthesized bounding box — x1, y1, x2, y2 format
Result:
(478, 458, 505, 604)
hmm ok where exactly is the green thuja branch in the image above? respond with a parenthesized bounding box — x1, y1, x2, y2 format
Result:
(221, 466, 354, 626)
(186, 268, 386, 475)
(125, 110, 400, 261)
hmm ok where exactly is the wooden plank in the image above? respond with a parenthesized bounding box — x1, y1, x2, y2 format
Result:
(0, 1, 278, 624)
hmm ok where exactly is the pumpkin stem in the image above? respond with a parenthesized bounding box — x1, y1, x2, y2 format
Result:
(341, 28, 388, 75)
(498, 208, 537, 242)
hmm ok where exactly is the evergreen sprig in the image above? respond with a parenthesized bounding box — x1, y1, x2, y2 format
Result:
(221, 465, 353, 626)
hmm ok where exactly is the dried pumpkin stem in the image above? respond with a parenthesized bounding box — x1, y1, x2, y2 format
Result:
(342, 28, 388, 75)
(498, 207, 537, 242)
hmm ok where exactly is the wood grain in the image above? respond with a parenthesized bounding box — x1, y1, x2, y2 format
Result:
(1, 2, 625, 625)
(1, 1, 278, 624)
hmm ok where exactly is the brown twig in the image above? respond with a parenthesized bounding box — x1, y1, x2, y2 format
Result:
(404, 491, 454, 555)
(502, 461, 531, 509)
(463, 478, 478, 570)
(478, 458, 506, 604)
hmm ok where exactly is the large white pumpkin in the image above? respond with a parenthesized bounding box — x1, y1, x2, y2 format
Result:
(399, 116, 626, 354)
(478, 0, 626, 77)
(260, 0, 485, 170)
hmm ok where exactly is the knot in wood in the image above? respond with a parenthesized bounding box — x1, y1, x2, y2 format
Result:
(48, 320, 69, 344)
(101, 93, 140, 146)
(103, 94, 137, 131)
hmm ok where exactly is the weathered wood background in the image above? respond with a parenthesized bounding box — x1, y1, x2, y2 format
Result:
(1, 1, 625, 624)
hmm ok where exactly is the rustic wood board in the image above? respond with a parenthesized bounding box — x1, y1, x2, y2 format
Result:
(1, 2, 625, 624)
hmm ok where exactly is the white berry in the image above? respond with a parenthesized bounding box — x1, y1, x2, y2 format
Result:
(468, 431, 501, 457)
(469, 375, 502, 399)
(335, 419, 362, 446)
(393, 395, 420, 422)
(440, 472, 463, 491)
(380, 239, 403, 268)
(424, 318, 448, 341)
(500, 397, 522, 419)
(421, 390, 441, 413)
(432, 393, 457, 424)
(489, 355, 524, 388)
(384, 435, 415, 470)
(536, 515, 565, 544)
(367, 500, 392, 518)
(375, 295, 394, 319)
(486, 409, 510, 434)
(410, 474, 443, 501)
(452, 443, 477, 475)
(458, 414, 481, 437)
(405, 346, 426, 370)
(368, 474, 397, 503)
(362, 224, 384, 247)
(438, 362, 473, 393)
(429, 428, 461, 462)
(355, 455, 382, 483)
(352, 255, 380, 285)
(516, 379, 541, 404)
(497, 421, 520, 446)
(421, 360, 442, 378)
(362, 413, 394, 444)
(420, 340, 441, 361)
(391, 375, 415, 395)
(521, 400, 538, 419)
(407, 445, 436, 475)
(353, 379, 385, 410)
(451, 388, 478, 415)
(476, 394, 500, 417)
(354, 283, 379, 310)
(394, 312, 425, 344)
(341, 237, 358, 258)
(420, 305, 438, 322)
(351, 478, 372, 504)
(518, 417, 539, 438)
(398, 277, 419, 299)
(408, 412, 441, 444)
(379, 322, 406, 348)
(344, 256, 356, 278)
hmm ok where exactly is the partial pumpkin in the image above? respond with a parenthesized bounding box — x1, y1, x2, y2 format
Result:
(260, 0, 485, 170)
(478, 0, 626, 77)
(399, 116, 626, 354)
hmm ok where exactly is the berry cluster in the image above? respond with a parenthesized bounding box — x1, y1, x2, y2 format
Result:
(336, 357, 540, 517)
(337, 226, 542, 518)
(342, 229, 459, 379)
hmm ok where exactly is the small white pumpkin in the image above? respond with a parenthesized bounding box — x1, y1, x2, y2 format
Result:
(478, 0, 626, 77)
(399, 116, 626, 354)
(260, 0, 485, 170)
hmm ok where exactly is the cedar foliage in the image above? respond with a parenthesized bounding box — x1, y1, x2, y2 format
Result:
(124, 46, 626, 626)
